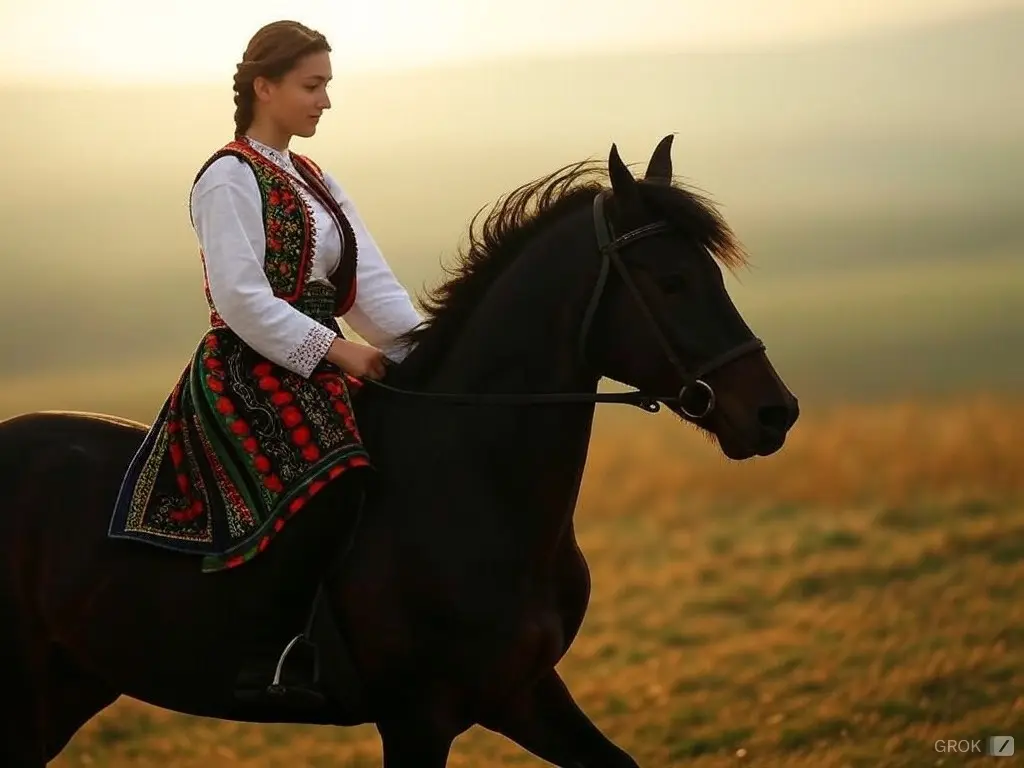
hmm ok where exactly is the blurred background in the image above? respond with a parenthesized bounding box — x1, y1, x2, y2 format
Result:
(2, 1, 1022, 765)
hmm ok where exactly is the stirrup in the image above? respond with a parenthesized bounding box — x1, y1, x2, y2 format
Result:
(266, 634, 320, 695)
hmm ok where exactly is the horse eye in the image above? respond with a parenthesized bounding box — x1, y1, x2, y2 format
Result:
(655, 273, 687, 292)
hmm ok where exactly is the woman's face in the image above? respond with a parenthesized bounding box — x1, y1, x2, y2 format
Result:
(255, 50, 333, 138)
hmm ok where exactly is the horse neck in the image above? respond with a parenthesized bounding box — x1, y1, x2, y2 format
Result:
(407, 208, 601, 559)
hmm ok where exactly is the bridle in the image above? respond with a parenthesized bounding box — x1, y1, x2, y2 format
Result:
(363, 189, 765, 419)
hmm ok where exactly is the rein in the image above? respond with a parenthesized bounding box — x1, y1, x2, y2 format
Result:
(362, 190, 764, 418)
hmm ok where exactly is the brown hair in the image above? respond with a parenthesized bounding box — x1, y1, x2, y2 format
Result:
(232, 20, 331, 138)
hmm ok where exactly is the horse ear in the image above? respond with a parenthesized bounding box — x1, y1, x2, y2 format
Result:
(643, 134, 674, 184)
(608, 143, 638, 201)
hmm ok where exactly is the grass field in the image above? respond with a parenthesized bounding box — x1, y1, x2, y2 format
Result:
(53, 396, 1024, 767)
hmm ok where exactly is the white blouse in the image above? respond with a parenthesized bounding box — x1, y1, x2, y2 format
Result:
(189, 136, 423, 378)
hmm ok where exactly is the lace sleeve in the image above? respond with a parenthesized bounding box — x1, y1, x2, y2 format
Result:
(285, 324, 336, 378)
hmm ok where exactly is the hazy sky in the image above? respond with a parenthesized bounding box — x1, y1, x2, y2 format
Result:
(3, 0, 1019, 83)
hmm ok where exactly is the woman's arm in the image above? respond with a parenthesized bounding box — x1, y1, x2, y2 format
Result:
(323, 173, 424, 362)
(191, 156, 341, 378)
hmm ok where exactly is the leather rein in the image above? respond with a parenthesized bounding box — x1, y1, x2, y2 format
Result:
(363, 189, 764, 418)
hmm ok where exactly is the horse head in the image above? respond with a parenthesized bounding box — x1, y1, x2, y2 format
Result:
(585, 134, 799, 459)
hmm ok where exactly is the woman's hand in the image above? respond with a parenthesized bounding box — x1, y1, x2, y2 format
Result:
(325, 338, 387, 380)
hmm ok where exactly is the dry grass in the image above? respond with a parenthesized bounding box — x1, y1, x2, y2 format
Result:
(55, 395, 1024, 767)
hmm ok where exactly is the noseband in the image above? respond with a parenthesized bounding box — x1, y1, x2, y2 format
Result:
(579, 190, 765, 416)
(366, 189, 764, 418)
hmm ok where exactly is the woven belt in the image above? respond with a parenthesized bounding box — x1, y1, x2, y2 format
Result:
(209, 280, 338, 329)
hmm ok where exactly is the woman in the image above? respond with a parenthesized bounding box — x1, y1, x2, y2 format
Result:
(109, 20, 423, 706)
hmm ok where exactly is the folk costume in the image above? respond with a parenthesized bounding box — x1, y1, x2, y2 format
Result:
(109, 136, 422, 575)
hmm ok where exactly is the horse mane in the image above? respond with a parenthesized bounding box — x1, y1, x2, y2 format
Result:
(393, 157, 748, 377)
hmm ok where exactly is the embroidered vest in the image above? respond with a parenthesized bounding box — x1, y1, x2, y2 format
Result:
(191, 139, 359, 326)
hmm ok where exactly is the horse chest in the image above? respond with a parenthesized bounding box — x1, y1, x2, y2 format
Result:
(473, 604, 568, 704)
(474, 551, 591, 700)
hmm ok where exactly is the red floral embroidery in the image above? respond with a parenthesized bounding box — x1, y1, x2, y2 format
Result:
(109, 140, 372, 573)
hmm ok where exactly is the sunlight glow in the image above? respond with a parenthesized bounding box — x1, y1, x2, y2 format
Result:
(0, 0, 1016, 84)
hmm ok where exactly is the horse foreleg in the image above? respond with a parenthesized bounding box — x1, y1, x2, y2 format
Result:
(481, 669, 639, 768)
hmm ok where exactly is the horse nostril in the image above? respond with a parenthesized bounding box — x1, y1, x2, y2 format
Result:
(758, 404, 793, 433)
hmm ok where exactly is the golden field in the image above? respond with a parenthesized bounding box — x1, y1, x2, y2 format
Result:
(54, 396, 1024, 767)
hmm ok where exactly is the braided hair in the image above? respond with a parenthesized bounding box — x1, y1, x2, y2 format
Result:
(232, 20, 331, 138)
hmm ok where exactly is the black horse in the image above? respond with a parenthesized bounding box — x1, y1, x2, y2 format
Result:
(0, 136, 798, 766)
